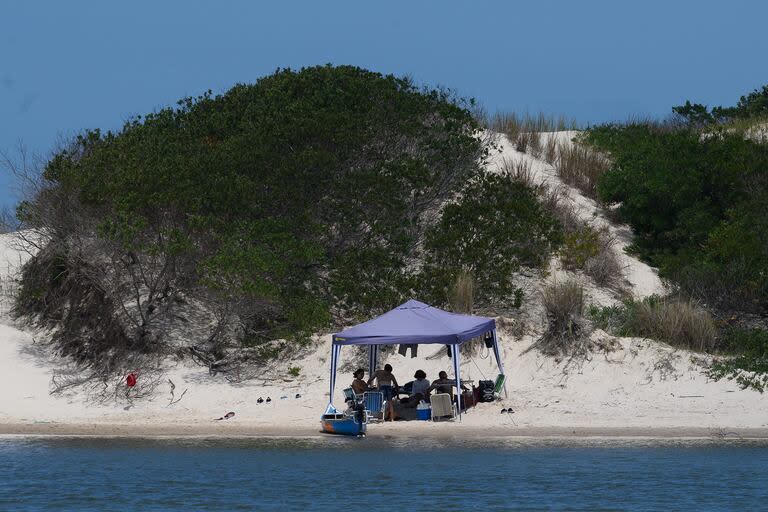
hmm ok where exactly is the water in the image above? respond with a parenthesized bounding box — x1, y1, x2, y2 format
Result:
(1, 436, 767, 511)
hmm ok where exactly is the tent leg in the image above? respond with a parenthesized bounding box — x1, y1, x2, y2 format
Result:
(368, 345, 378, 378)
(329, 343, 343, 407)
(453, 343, 462, 421)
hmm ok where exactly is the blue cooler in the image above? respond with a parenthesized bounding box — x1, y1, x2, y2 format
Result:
(416, 406, 431, 421)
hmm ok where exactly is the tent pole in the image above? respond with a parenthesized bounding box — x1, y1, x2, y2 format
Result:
(491, 329, 507, 397)
(368, 345, 373, 378)
(368, 344, 379, 378)
(329, 342, 338, 406)
(453, 343, 462, 420)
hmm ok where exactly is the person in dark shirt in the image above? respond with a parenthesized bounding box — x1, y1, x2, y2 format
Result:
(428, 370, 468, 396)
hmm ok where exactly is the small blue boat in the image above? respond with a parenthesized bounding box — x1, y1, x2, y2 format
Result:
(320, 409, 367, 436)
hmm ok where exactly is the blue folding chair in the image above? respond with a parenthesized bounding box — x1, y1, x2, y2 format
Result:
(362, 391, 385, 422)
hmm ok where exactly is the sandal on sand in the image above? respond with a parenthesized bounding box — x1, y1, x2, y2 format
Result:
(214, 411, 236, 421)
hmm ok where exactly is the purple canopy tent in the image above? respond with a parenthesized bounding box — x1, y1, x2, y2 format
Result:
(328, 300, 505, 417)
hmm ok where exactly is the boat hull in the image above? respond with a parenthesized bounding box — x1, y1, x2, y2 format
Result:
(321, 414, 367, 436)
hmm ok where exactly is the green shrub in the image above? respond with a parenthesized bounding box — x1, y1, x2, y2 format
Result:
(422, 170, 562, 307)
(708, 328, 768, 392)
(512, 288, 524, 309)
(288, 366, 301, 377)
(559, 225, 623, 288)
(588, 303, 626, 333)
(560, 226, 601, 270)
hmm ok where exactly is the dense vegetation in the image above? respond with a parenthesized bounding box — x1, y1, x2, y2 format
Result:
(582, 85, 768, 389)
(583, 88, 768, 315)
(14, 65, 561, 376)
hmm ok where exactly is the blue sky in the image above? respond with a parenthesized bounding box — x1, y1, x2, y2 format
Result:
(1, 0, 766, 210)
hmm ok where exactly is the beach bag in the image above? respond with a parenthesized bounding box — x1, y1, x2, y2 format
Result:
(478, 380, 495, 402)
(126, 372, 137, 387)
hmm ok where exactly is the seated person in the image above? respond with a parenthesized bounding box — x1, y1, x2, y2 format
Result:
(390, 370, 433, 420)
(428, 370, 469, 396)
(350, 368, 369, 395)
(408, 369, 430, 402)
(389, 395, 419, 421)
(367, 363, 399, 402)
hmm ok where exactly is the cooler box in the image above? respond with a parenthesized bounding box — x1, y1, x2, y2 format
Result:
(416, 407, 431, 420)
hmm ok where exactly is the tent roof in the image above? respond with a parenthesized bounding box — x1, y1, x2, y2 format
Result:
(332, 299, 495, 346)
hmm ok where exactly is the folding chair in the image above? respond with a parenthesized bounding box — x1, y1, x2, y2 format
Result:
(493, 374, 506, 398)
(343, 387, 360, 408)
(429, 393, 456, 421)
(362, 391, 385, 422)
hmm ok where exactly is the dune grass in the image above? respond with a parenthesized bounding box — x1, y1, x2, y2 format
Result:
(553, 141, 610, 200)
(499, 157, 535, 188)
(491, 112, 607, 201)
(491, 112, 578, 151)
(530, 280, 588, 357)
(589, 296, 717, 352)
(559, 224, 624, 288)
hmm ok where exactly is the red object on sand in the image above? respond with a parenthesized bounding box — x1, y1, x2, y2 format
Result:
(126, 373, 137, 387)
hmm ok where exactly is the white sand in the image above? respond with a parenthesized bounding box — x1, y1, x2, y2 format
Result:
(0, 132, 765, 438)
(488, 130, 666, 298)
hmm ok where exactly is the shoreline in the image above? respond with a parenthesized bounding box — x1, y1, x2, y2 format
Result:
(2, 423, 767, 440)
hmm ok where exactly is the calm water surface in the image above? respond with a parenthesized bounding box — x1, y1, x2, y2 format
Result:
(1, 436, 767, 511)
